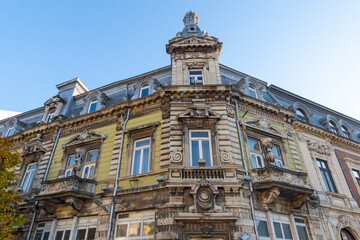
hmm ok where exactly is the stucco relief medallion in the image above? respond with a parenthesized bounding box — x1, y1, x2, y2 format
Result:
(170, 147, 183, 163)
(220, 147, 232, 163)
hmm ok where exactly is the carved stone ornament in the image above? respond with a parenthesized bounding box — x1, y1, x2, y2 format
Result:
(161, 103, 170, 119)
(200, 222, 214, 238)
(226, 107, 234, 118)
(291, 194, 307, 209)
(73, 147, 86, 175)
(242, 118, 284, 138)
(261, 137, 275, 165)
(22, 133, 46, 157)
(189, 178, 222, 213)
(170, 147, 183, 163)
(220, 147, 232, 163)
(338, 215, 351, 228)
(260, 187, 280, 210)
(306, 140, 331, 156)
(41, 95, 65, 123)
(116, 112, 126, 130)
(66, 197, 84, 211)
(178, 99, 221, 120)
(38, 202, 56, 215)
(62, 129, 107, 148)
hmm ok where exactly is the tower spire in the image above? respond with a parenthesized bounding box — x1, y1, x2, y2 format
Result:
(180, 11, 204, 38)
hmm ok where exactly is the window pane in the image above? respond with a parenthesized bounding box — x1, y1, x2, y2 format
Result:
(29, 164, 37, 170)
(251, 154, 258, 168)
(353, 170, 359, 178)
(141, 88, 149, 97)
(83, 167, 89, 178)
(143, 221, 155, 236)
(249, 89, 257, 98)
(191, 140, 200, 166)
(89, 102, 97, 113)
(55, 231, 64, 240)
(133, 150, 141, 175)
(324, 171, 337, 193)
(256, 220, 269, 237)
(248, 139, 260, 151)
(273, 146, 281, 158)
(189, 77, 195, 85)
(129, 223, 141, 236)
(282, 223, 292, 239)
(191, 132, 209, 138)
(116, 224, 127, 237)
(43, 232, 50, 240)
(320, 171, 331, 192)
(87, 228, 96, 240)
(34, 230, 43, 240)
(21, 172, 31, 192)
(68, 155, 75, 166)
(189, 71, 202, 75)
(142, 148, 150, 174)
(86, 150, 98, 162)
(273, 222, 283, 238)
(257, 156, 263, 168)
(76, 229, 86, 240)
(89, 166, 95, 179)
(296, 226, 309, 240)
(63, 230, 71, 240)
(136, 139, 150, 148)
(202, 140, 211, 166)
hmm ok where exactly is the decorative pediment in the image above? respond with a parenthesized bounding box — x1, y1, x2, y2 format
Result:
(44, 95, 65, 108)
(22, 133, 47, 157)
(166, 36, 222, 54)
(62, 130, 107, 148)
(178, 99, 220, 120)
(242, 118, 284, 138)
(306, 140, 331, 156)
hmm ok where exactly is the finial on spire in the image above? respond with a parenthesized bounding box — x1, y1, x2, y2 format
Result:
(180, 11, 204, 38)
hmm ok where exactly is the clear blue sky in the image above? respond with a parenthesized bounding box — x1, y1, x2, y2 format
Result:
(0, 1, 359, 120)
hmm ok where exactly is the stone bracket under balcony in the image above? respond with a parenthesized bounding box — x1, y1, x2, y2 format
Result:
(250, 165, 314, 209)
(36, 176, 97, 211)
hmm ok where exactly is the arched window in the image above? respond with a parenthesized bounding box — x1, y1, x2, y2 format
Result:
(340, 229, 355, 240)
(295, 108, 308, 122)
(140, 83, 150, 97)
(46, 110, 56, 123)
(341, 125, 351, 139)
(329, 121, 338, 134)
(248, 85, 258, 99)
(88, 98, 98, 113)
(6, 124, 15, 137)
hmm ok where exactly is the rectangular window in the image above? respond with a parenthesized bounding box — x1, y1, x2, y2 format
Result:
(132, 138, 151, 175)
(273, 145, 283, 168)
(353, 169, 360, 186)
(189, 130, 212, 167)
(295, 218, 309, 240)
(65, 154, 75, 177)
(115, 216, 155, 240)
(34, 222, 51, 240)
(189, 70, 203, 85)
(248, 138, 264, 169)
(76, 227, 96, 240)
(55, 230, 71, 240)
(273, 222, 293, 239)
(82, 150, 98, 179)
(256, 220, 270, 239)
(317, 159, 338, 193)
(20, 163, 37, 192)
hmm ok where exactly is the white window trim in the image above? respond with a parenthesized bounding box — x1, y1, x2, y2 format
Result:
(75, 226, 96, 240)
(55, 229, 72, 240)
(46, 110, 56, 123)
(6, 124, 15, 137)
(248, 138, 264, 169)
(271, 220, 293, 240)
(140, 83, 150, 98)
(273, 145, 283, 168)
(65, 154, 75, 177)
(294, 218, 310, 240)
(81, 150, 98, 179)
(189, 130, 213, 167)
(115, 216, 155, 240)
(248, 84, 258, 99)
(131, 138, 151, 175)
(20, 163, 37, 192)
(189, 70, 203, 85)
(34, 222, 52, 240)
(88, 98, 98, 113)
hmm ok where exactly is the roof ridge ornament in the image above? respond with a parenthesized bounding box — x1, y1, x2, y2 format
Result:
(180, 11, 205, 38)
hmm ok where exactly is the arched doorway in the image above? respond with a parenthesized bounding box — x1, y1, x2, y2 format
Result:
(340, 228, 356, 240)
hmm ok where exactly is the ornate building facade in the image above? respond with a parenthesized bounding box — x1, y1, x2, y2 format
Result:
(2, 11, 360, 240)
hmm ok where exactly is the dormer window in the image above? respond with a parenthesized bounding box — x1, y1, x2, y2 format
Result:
(341, 125, 351, 139)
(88, 98, 98, 113)
(46, 110, 56, 123)
(189, 70, 203, 85)
(329, 121, 338, 134)
(295, 108, 308, 122)
(140, 83, 150, 97)
(248, 85, 258, 99)
(6, 124, 15, 137)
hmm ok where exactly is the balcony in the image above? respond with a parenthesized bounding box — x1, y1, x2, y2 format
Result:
(249, 165, 314, 208)
(170, 167, 238, 181)
(36, 176, 96, 211)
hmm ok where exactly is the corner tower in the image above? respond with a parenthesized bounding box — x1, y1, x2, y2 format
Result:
(166, 11, 223, 85)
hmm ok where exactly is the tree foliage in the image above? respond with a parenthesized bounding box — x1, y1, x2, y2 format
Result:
(0, 137, 26, 240)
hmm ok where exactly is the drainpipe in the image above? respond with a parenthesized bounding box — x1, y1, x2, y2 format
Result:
(330, 140, 355, 199)
(26, 128, 62, 240)
(107, 109, 130, 240)
(235, 101, 259, 240)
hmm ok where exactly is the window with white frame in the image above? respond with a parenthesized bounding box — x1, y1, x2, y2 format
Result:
(341, 125, 351, 139)
(6, 124, 15, 137)
(189, 130, 212, 167)
(256, 220, 270, 240)
(248, 84, 258, 99)
(273, 145, 283, 168)
(54, 219, 74, 240)
(317, 159, 338, 193)
(273, 221, 293, 239)
(329, 121, 338, 134)
(88, 98, 98, 113)
(295, 109, 308, 122)
(55, 229, 72, 240)
(294, 218, 309, 240)
(75, 227, 96, 240)
(248, 138, 264, 169)
(115, 213, 155, 240)
(46, 110, 56, 123)
(82, 150, 98, 179)
(189, 70, 203, 85)
(20, 163, 37, 192)
(352, 169, 360, 186)
(132, 138, 151, 175)
(34, 222, 52, 240)
(140, 83, 150, 98)
(65, 154, 75, 177)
